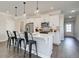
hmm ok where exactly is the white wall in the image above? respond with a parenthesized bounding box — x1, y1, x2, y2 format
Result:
(75, 15, 79, 40)
(59, 14, 64, 40)
(0, 12, 15, 42)
(15, 10, 64, 45)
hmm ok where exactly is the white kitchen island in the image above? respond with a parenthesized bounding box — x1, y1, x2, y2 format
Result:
(21, 32, 53, 58)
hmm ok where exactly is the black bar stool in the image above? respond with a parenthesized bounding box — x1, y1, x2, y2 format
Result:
(6, 30, 15, 48)
(13, 31, 25, 52)
(24, 32, 38, 58)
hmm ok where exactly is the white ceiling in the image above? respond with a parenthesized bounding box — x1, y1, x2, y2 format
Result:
(0, 1, 79, 18)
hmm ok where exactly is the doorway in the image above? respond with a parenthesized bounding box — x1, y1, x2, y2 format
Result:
(64, 21, 75, 37)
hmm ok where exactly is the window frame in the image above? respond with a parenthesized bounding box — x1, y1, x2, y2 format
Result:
(66, 24, 72, 32)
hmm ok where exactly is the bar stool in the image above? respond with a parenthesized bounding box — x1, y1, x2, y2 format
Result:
(6, 30, 15, 48)
(13, 31, 25, 52)
(24, 32, 38, 58)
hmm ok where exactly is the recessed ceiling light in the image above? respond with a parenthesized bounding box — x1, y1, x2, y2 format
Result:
(71, 10, 76, 13)
(69, 16, 72, 18)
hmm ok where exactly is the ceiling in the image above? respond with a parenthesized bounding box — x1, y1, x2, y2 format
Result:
(0, 1, 79, 18)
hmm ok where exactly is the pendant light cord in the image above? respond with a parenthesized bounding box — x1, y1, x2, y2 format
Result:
(15, 6, 17, 16)
(23, 2, 26, 14)
(37, 1, 38, 10)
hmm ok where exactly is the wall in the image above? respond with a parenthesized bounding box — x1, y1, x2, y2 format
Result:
(15, 10, 64, 45)
(75, 15, 79, 40)
(0, 12, 15, 42)
(14, 16, 27, 32)
(59, 14, 64, 40)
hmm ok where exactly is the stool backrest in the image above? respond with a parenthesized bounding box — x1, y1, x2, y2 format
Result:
(6, 30, 12, 38)
(13, 31, 17, 39)
(6, 30, 10, 38)
(24, 32, 29, 42)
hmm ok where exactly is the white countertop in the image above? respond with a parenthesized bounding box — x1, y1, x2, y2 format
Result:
(32, 32, 53, 44)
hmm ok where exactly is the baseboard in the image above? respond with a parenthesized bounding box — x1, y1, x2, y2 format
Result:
(73, 37, 79, 42)
(64, 36, 75, 38)
(64, 36, 79, 42)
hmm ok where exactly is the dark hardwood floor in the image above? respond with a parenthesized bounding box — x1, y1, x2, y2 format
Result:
(53, 37, 79, 58)
(0, 42, 40, 58)
(0, 37, 79, 58)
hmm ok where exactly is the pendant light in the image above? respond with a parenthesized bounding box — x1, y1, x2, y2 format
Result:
(23, 2, 26, 17)
(34, 1, 39, 14)
(15, 6, 17, 16)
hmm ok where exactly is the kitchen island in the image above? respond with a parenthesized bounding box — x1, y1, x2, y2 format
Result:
(21, 32, 53, 58)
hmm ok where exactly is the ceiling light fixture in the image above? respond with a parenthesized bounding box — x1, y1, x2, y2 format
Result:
(34, 1, 39, 14)
(15, 6, 17, 16)
(23, 2, 26, 14)
(71, 10, 76, 13)
(69, 16, 72, 18)
(23, 2, 27, 17)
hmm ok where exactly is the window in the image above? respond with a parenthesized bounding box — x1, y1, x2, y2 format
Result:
(66, 24, 72, 32)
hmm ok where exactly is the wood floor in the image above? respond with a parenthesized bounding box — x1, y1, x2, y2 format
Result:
(0, 37, 79, 58)
(53, 37, 79, 58)
(0, 42, 40, 58)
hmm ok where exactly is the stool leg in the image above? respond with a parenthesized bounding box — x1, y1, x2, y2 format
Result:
(29, 43, 32, 58)
(24, 43, 26, 57)
(12, 39, 14, 46)
(35, 42, 38, 56)
(7, 38, 9, 48)
(9, 39, 11, 49)
(17, 40, 19, 53)
(13, 39, 16, 51)
(15, 39, 16, 47)
(19, 40, 21, 49)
